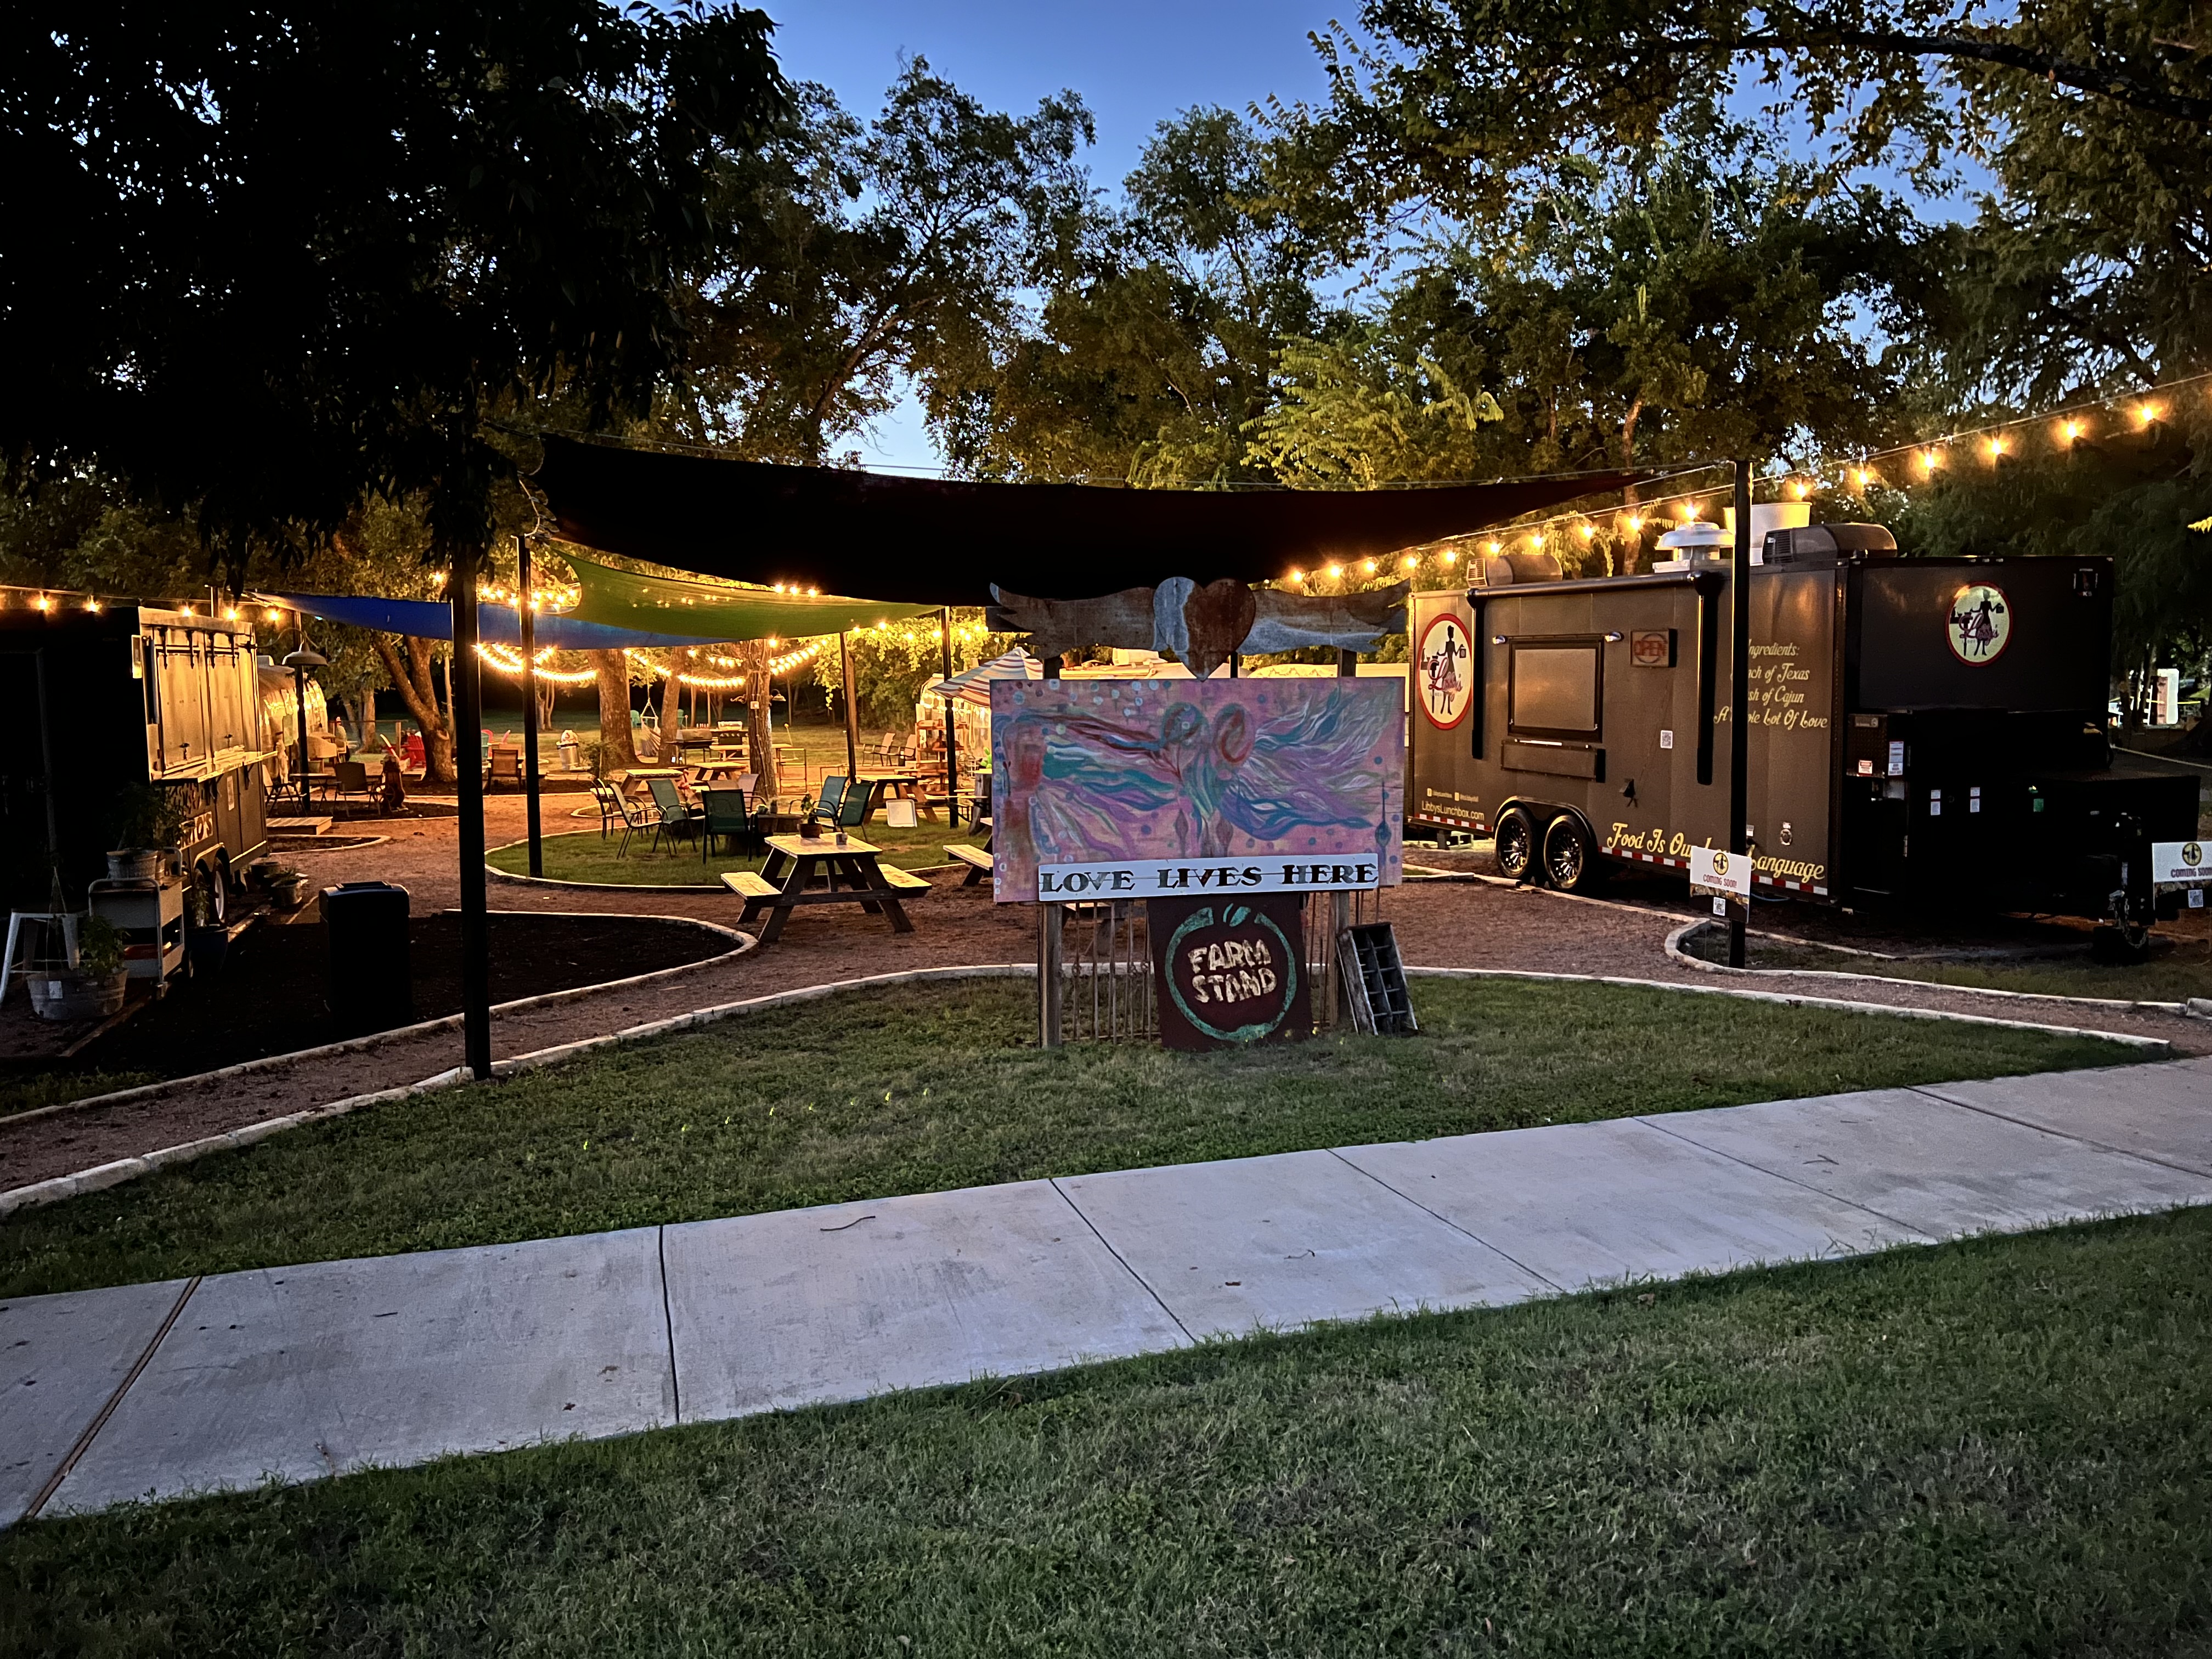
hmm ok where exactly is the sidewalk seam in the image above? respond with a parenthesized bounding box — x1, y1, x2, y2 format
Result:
(658, 1227, 681, 1427)
(1321, 1148, 1565, 1294)
(1048, 1178, 1196, 1346)
(22, 1274, 200, 1523)
(1905, 1084, 2212, 1183)
(1632, 1115, 1939, 1245)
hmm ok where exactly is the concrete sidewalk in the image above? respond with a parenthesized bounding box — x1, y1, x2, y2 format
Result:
(8, 1056, 2210, 1525)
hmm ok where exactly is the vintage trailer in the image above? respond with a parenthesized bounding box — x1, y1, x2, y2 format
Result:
(1406, 524, 2196, 936)
(0, 605, 273, 916)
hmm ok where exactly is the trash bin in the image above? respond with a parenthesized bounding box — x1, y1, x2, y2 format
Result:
(321, 881, 412, 1036)
(557, 730, 580, 771)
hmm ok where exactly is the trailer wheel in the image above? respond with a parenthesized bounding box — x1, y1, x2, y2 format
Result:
(1542, 815, 1600, 893)
(1495, 807, 1539, 883)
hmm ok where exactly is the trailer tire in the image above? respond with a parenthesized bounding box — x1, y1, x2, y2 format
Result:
(1542, 814, 1601, 894)
(1495, 806, 1539, 883)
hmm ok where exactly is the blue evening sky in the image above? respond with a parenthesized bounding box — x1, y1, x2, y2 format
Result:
(763, 2, 1340, 470)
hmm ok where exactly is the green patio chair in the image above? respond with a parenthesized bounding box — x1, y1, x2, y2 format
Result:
(646, 776, 699, 854)
(697, 785, 759, 860)
(810, 774, 871, 831)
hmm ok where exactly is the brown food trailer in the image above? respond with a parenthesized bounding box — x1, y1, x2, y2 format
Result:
(0, 605, 272, 917)
(1406, 524, 2196, 939)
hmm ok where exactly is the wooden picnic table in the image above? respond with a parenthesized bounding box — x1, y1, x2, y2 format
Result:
(856, 770, 938, 821)
(687, 757, 753, 782)
(720, 832, 930, 943)
(614, 766, 685, 799)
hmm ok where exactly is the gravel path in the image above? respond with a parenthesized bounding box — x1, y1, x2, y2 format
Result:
(5, 799, 2203, 1193)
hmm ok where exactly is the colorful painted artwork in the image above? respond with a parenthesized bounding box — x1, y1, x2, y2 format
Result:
(989, 678, 1404, 902)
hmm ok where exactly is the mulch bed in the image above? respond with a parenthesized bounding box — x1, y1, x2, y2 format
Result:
(53, 911, 732, 1084)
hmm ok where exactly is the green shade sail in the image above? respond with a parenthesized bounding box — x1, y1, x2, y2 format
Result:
(562, 550, 938, 641)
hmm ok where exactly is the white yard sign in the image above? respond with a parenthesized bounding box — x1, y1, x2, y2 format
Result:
(2151, 840, 2208, 886)
(1688, 844, 1752, 898)
(1036, 855, 1381, 901)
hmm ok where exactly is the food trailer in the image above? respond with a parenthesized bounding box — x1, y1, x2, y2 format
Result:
(1406, 523, 2196, 940)
(0, 605, 274, 918)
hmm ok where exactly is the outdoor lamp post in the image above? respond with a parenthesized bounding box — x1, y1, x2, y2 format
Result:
(281, 633, 329, 813)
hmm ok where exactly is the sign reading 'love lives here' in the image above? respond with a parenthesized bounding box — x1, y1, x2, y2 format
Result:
(1035, 855, 1380, 900)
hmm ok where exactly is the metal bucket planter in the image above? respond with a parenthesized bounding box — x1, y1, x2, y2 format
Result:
(187, 926, 230, 978)
(106, 849, 161, 883)
(27, 969, 129, 1023)
(270, 876, 313, 911)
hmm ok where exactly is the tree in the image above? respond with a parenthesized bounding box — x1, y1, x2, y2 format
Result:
(6, 0, 787, 577)
(665, 62, 1094, 464)
(939, 108, 1329, 484)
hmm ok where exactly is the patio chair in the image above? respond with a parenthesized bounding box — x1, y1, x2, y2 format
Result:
(329, 759, 375, 812)
(488, 744, 522, 789)
(588, 780, 622, 840)
(646, 776, 700, 854)
(610, 790, 657, 858)
(697, 785, 759, 860)
(809, 775, 872, 831)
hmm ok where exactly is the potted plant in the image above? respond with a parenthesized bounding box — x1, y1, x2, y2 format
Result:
(267, 865, 313, 911)
(108, 784, 191, 882)
(186, 883, 229, 977)
(27, 914, 129, 1023)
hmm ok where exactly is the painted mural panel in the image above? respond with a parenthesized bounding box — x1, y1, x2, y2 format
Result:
(989, 678, 1404, 902)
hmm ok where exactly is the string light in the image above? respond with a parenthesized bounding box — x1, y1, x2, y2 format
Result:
(2137, 402, 2161, 426)
(1920, 448, 1942, 475)
(1576, 522, 1595, 541)
(1984, 436, 2006, 462)
(2057, 419, 2081, 445)
(1326, 564, 1343, 579)
(1361, 558, 1377, 574)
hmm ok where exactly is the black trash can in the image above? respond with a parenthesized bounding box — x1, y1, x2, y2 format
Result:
(321, 881, 413, 1036)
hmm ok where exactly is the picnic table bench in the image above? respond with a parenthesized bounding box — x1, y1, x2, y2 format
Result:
(719, 833, 929, 943)
(942, 844, 994, 887)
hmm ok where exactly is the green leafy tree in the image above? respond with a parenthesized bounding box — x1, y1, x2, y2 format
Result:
(7, 0, 787, 577)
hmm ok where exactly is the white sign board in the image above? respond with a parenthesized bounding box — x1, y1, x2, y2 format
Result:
(1688, 844, 1752, 898)
(2151, 840, 2208, 886)
(1037, 855, 1381, 902)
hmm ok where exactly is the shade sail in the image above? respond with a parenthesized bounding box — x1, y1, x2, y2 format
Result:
(562, 553, 936, 641)
(269, 592, 709, 650)
(535, 434, 1648, 605)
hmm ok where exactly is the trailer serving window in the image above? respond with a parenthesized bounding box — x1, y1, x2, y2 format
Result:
(1507, 639, 1603, 740)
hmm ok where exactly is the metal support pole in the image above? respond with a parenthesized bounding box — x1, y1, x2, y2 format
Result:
(1729, 459, 1752, 969)
(518, 536, 543, 878)
(940, 606, 958, 827)
(293, 611, 312, 813)
(1337, 647, 1356, 677)
(452, 565, 492, 1080)
(839, 630, 860, 783)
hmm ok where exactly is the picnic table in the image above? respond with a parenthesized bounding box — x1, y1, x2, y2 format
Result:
(856, 770, 935, 821)
(719, 832, 929, 943)
(687, 756, 753, 782)
(614, 766, 685, 799)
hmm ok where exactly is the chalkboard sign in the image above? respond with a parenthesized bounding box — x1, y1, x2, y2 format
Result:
(1147, 895, 1310, 1049)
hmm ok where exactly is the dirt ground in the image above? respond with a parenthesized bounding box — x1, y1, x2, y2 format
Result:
(4, 798, 2205, 1193)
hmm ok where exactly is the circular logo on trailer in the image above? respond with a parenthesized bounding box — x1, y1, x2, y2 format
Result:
(1711, 850, 1731, 879)
(2186, 841, 2204, 868)
(1417, 613, 1474, 729)
(1946, 584, 2011, 664)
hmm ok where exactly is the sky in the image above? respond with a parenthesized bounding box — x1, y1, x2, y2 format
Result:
(761, 1, 1341, 471)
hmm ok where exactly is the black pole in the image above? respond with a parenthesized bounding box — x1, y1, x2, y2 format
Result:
(294, 610, 312, 812)
(1729, 460, 1751, 969)
(940, 606, 958, 826)
(518, 535, 543, 878)
(452, 563, 492, 1080)
(839, 630, 860, 782)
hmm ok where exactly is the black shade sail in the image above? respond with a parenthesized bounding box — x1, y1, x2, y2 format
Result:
(535, 435, 1647, 605)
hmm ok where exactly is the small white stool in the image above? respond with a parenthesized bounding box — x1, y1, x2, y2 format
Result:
(1, 911, 80, 1004)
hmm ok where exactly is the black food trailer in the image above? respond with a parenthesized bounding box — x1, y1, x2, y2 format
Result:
(0, 605, 273, 917)
(1406, 524, 2196, 939)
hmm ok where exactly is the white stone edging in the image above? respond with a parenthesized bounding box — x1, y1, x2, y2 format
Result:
(1661, 918, 2192, 1015)
(0, 913, 753, 1131)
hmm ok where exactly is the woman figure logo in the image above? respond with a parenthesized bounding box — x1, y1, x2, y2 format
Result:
(1947, 584, 2011, 664)
(1418, 613, 1473, 728)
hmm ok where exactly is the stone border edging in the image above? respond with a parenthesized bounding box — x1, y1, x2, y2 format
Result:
(1414, 963, 2172, 1051)
(1661, 918, 2193, 1016)
(0, 912, 754, 1131)
(2, 960, 2169, 1220)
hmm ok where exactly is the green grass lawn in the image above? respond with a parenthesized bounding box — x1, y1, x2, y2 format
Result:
(7, 1207, 2209, 1657)
(1688, 926, 2212, 1003)
(488, 824, 966, 886)
(0, 978, 2129, 1299)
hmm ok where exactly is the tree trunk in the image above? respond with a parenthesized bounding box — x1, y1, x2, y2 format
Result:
(594, 651, 637, 772)
(659, 667, 684, 757)
(746, 642, 780, 804)
(370, 634, 457, 784)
